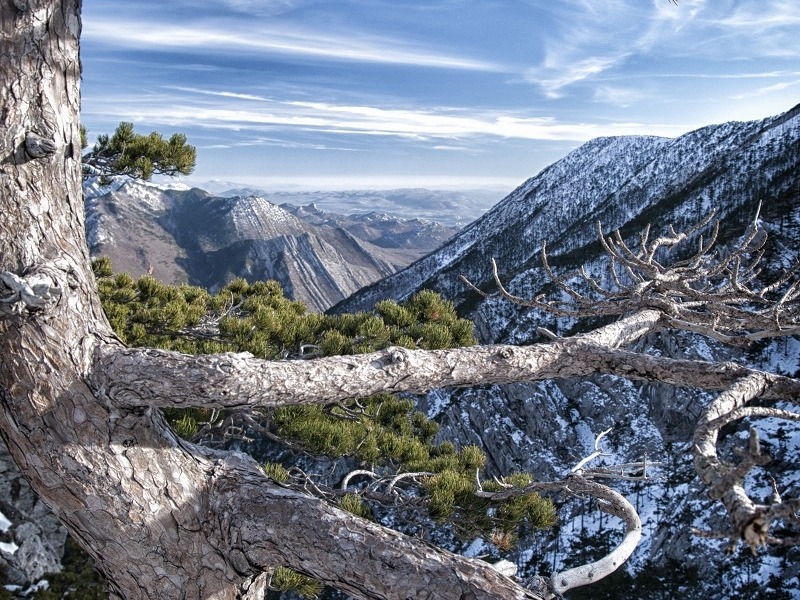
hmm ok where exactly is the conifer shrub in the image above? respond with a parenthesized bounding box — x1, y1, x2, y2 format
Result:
(262, 462, 290, 484)
(339, 494, 373, 520)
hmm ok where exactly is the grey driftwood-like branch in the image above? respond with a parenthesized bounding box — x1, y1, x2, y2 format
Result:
(463, 208, 800, 345)
(484, 428, 644, 598)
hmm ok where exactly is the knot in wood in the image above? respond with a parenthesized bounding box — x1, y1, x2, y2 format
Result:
(0, 270, 62, 317)
(498, 347, 514, 359)
(388, 348, 407, 364)
(24, 132, 57, 159)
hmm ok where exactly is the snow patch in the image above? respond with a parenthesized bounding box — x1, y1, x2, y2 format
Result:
(0, 540, 19, 555)
(0, 510, 10, 533)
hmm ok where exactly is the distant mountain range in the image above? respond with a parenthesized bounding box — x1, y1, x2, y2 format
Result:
(198, 183, 504, 227)
(84, 181, 463, 311)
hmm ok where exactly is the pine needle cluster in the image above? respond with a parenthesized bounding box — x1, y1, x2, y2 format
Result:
(81, 121, 196, 183)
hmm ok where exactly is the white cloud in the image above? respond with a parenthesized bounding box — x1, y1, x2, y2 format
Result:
(521, 1, 650, 97)
(82, 18, 503, 72)
(593, 85, 647, 107)
(730, 78, 800, 100)
(716, 0, 800, 30)
(531, 56, 629, 99)
(521, 0, 799, 98)
(83, 92, 689, 142)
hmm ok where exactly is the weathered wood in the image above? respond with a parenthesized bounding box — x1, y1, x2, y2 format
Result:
(92, 327, 800, 412)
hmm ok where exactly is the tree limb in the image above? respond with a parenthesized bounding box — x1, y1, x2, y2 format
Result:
(92, 323, 800, 412)
(693, 374, 800, 553)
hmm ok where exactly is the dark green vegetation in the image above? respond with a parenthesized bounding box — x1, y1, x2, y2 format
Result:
(24, 259, 552, 598)
(81, 121, 196, 183)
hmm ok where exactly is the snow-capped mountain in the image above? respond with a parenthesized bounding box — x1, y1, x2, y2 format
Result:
(84, 181, 459, 312)
(334, 104, 800, 321)
(334, 104, 800, 597)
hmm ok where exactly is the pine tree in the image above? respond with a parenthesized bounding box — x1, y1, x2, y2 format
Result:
(81, 121, 196, 183)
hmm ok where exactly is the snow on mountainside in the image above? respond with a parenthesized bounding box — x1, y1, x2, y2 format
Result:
(84, 182, 459, 312)
(334, 106, 800, 324)
(334, 104, 800, 597)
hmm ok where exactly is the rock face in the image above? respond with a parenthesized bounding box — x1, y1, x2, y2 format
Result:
(0, 441, 68, 586)
(336, 104, 800, 596)
(84, 181, 460, 312)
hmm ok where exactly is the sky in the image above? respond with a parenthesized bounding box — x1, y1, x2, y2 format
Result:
(80, 0, 800, 193)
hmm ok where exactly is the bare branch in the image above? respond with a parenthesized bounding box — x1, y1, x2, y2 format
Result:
(341, 470, 378, 490)
(485, 474, 641, 599)
(570, 427, 612, 473)
(693, 373, 800, 553)
(92, 319, 800, 413)
(547, 478, 641, 597)
(212, 458, 539, 599)
(385, 471, 435, 498)
(471, 210, 800, 343)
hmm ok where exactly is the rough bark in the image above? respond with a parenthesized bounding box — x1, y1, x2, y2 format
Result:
(92, 328, 800, 412)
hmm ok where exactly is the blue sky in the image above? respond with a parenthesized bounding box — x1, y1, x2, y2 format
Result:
(80, 0, 800, 192)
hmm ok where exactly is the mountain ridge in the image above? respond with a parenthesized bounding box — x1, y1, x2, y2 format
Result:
(333, 105, 800, 327)
(84, 181, 461, 312)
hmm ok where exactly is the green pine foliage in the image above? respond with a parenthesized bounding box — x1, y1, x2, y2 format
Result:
(81, 121, 196, 183)
(262, 462, 290, 484)
(93, 262, 475, 360)
(268, 566, 321, 599)
(339, 494, 373, 520)
(91, 259, 555, 556)
(427, 470, 557, 542)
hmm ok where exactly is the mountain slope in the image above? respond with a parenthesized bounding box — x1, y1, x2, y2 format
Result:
(85, 182, 459, 311)
(334, 105, 800, 330)
(333, 104, 800, 597)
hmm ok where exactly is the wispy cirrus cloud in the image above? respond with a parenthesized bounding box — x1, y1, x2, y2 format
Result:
(522, 0, 798, 100)
(79, 0, 796, 188)
(715, 0, 800, 30)
(522, 1, 649, 98)
(83, 89, 687, 143)
(82, 18, 503, 72)
(529, 55, 630, 99)
(730, 78, 800, 100)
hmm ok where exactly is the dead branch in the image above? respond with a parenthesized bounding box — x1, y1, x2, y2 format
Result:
(477, 429, 646, 597)
(463, 209, 800, 343)
(693, 374, 800, 554)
